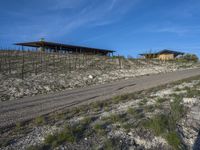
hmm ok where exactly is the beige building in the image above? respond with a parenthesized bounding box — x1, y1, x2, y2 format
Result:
(158, 53, 174, 60)
(140, 50, 184, 61)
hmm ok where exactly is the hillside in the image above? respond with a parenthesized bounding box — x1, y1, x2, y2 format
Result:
(0, 50, 199, 101)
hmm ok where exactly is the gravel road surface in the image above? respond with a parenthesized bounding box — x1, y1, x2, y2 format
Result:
(1, 68, 200, 129)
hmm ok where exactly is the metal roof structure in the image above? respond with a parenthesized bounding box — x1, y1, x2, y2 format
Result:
(15, 41, 115, 55)
(157, 49, 184, 56)
(140, 49, 184, 57)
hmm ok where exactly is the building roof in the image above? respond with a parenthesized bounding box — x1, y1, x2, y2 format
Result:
(15, 41, 115, 53)
(157, 49, 184, 55)
(140, 49, 184, 56)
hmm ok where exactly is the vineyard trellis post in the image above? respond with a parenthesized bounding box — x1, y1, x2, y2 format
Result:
(118, 54, 122, 69)
(21, 47, 25, 79)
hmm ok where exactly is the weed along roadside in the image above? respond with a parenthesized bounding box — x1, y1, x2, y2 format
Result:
(1, 75, 200, 149)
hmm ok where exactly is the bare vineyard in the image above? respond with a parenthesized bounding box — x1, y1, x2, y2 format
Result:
(0, 50, 125, 79)
(0, 50, 193, 80)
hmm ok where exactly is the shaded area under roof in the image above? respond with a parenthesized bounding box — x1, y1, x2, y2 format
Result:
(15, 41, 115, 54)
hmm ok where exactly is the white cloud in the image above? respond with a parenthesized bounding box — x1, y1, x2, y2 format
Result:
(142, 24, 200, 36)
(32, 0, 140, 38)
(0, 0, 141, 41)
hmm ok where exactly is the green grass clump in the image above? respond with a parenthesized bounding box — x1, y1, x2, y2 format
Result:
(91, 101, 102, 111)
(142, 95, 185, 149)
(174, 87, 182, 91)
(127, 107, 136, 115)
(156, 98, 167, 104)
(102, 113, 126, 124)
(103, 139, 114, 150)
(185, 88, 200, 98)
(0, 139, 10, 148)
(138, 99, 148, 106)
(93, 122, 107, 135)
(44, 117, 93, 148)
(165, 132, 181, 150)
(15, 122, 22, 131)
(169, 97, 185, 130)
(143, 114, 182, 149)
(44, 134, 57, 144)
(144, 105, 155, 113)
(112, 94, 131, 104)
(143, 114, 168, 136)
(90, 101, 111, 112)
(27, 144, 49, 150)
(35, 116, 45, 125)
(122, 122, 134, 132)
(127, 107, 144, 119)
(44, 126, 76, 147)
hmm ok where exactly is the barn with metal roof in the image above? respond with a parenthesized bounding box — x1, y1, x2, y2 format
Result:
(15, 40, 115, 56)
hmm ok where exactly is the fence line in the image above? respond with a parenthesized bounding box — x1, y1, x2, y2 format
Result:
(0, 49, 122, 79)
(0, 49, 169, 80)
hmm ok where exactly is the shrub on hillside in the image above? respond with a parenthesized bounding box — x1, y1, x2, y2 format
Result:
(180, 54, 199, 62)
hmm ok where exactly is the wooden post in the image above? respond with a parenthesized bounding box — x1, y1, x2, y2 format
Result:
(53, 52, 56, 73)
(64, 54, 67, 74)
(0, 51, 2, 73)
(45, 51, 48, 73)
(21, 47, 25, 79)
(118, 55, 122, 69)
(74, 49, 77, 70)
(35, 52, 38, 75)
(8, 51, 11, 74)
(40, 51, 43, 72)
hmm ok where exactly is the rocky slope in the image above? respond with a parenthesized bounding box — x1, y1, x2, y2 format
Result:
(0, 59, 198, 102)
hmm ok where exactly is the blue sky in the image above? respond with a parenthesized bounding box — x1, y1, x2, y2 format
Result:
(0, 0, 200, 57)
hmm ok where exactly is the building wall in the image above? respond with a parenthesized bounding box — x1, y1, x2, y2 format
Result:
(144, 54, 158, 59)
(158, 54, 174, 60)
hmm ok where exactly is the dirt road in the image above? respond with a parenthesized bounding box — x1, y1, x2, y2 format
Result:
(1, 68, 200, 129)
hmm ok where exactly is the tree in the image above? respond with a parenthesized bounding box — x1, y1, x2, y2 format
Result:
(181, 54, 199, 62)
